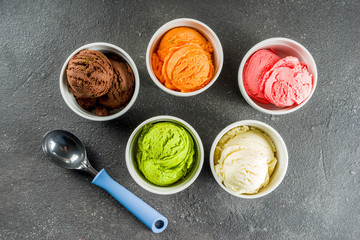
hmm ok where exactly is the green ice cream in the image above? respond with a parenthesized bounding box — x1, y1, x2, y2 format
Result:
(136, 122, 195, 186)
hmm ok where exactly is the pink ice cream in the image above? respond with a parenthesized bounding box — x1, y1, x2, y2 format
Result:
(243, 49, 313, 107)
(263, 56, 312, 107)
(243, 49, 281, 104)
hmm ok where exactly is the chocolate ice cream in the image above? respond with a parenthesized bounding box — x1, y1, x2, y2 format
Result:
(99, 55, 135, 109)
(66, 49, 135, 117)
(67, 49, 114, 98)
(76, 97, 96, 109)
(94, 105, 109, 116)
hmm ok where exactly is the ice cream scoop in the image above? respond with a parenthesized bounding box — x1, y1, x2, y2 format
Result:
(67, 49, 114, 98)
(156, 27, 213, 62)
(243, 49, 281, 103)
(263, 56, 312, 107)
(162, 43, 214, 92)
(41, 130, 168, 233)
(99, 55, 135, 109)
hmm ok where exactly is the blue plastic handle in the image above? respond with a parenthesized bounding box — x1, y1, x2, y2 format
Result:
(92, 169, 168, 233)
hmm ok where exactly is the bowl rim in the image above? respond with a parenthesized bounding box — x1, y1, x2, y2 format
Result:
(209, 120, 288, 199)
(125, 115, 205, 195)
(238, 37, 318, 115)
(146, 18, 224, 97)
(59, 42, 140, 121)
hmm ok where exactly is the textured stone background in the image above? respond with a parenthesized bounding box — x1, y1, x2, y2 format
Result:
(0, 0, 359, 239)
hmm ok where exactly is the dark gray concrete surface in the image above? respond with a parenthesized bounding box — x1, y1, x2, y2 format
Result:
(0, 0, 359, 239)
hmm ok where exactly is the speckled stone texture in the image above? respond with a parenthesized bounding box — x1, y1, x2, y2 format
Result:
(0, 0, 359, 239)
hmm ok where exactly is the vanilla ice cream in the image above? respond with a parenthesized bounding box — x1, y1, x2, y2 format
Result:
(214, 126, 277, 194)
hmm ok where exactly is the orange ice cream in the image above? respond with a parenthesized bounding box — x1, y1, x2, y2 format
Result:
(152, 27, 214, 92)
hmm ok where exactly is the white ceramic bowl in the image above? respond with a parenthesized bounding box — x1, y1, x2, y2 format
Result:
(60, 42, 140, 121)
(238, 37, 318, 115)
(126, 116, 204, 195)
(210, 120, 288, 199)
(146, 18, 224, 97)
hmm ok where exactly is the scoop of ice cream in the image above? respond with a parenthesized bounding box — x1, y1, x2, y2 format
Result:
(94, 105, 109, 116)
(243, 49, 281, 103)
(99, 55, 135, 109)
(219, 149, 268, 194)
(214, 126, 277, 195)
(136, 122, 195, 186)
(75, 97, 97, 110)
(157, 27, 213, 62)
(162, 43, 214, 92)
(151, 27, 214, 91)
(263, 56, 313, 107)
(75, 97, 109, 116)
(67, 49, 114, 98)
